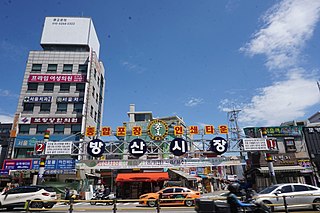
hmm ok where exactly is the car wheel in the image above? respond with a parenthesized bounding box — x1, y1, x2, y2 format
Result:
(262, 200, 274, 212)
(90, 198, 96, 205)
(30, 200, 44, 209)
(185, 199, 194, 207)
(313, 198, 320, 211)
(147, 199, 156, 207)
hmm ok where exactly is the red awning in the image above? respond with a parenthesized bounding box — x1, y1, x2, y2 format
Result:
(116, 172, 169, 182)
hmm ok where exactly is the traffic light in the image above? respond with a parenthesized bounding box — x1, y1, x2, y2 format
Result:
(40, 157, 46, 168)
(44, 130, 50, 140)
(265, 153, 273, 162)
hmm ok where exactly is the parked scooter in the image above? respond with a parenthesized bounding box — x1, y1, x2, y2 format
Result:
(90, 190, 115, 205)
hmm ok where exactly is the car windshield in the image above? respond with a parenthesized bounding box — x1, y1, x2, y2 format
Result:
(259, 185, 279, 194)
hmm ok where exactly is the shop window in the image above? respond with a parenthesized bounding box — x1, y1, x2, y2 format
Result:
(60, 83, 70, 92)
(36, 125, 48, 134)
(47, 64, 57, 72)
(31, 64, 42, 72)
(71, 124, 81, 134)
(23, 103, 34, 112)
(40, 103, 51, 112)
(76, 83, 85, 92)
(54, 124, 65, 134)
(63, 64, 73, 73)
(78, 64, 88, 73)
(73, 103, 83, 113)
(27, 83, 38, 91)
(19, 124, 30, 134)
(44, 83, 54, 92)
(57, 103, 68, 112)
(284, 137, 296, 152)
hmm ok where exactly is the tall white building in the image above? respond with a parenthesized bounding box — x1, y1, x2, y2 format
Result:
(7, 17, 105, 184)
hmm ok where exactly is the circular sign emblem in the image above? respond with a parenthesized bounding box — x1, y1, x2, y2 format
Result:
(87, 139, 105, 157)
(170, 138, 188, 156)
(129, 138, 147, 158)
(147, 120, 169, 140)
(210, 137, 228, 155)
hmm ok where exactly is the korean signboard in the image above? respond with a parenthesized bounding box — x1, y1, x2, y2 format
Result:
(242, 138, 268, 151)
(3, 159, 33, 170)
(28, 74, 86, 83)
(31, 117, 81, 124)
(56, 96, 84, 103)
(45, 141, 73, 155)
(24, 96, 52, 103)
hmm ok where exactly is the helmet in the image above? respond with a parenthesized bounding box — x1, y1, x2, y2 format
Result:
(227, 182, 240, 193)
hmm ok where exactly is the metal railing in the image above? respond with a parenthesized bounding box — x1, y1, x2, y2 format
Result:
(24, 193, 320, 213)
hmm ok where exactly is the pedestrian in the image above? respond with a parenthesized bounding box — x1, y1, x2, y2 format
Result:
(65, 187, 70, 200)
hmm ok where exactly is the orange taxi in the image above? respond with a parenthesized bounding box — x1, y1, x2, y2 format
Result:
(139, 187, 200, 207)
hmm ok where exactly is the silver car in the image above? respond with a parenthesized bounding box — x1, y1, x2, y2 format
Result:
(255, 183, 320, 211)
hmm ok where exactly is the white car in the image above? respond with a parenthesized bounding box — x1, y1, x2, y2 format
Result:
(255, 183, 320, 211)
(0, 185, 57, 210)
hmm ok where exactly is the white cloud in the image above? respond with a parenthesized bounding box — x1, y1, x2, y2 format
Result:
(121, 61, 145, 74)
(0, 114, 13, 123)
(240, 0, 320, 70)
(0, 89, 18, 98)
(238, 71, 319, 126)
(185, 97, 204, 107)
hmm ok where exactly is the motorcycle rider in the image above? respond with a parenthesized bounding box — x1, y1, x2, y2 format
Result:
(227, 182, 256, 213)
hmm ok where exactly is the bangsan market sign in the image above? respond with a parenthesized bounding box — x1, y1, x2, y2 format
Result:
(77, 158, 243, 170)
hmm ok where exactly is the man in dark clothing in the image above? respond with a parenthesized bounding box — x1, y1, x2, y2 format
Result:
(227, 182, 255, 213)
(104, 186, 110, 197)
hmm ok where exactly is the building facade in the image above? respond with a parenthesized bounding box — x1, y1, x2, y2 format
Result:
(7, 17, 105, 186)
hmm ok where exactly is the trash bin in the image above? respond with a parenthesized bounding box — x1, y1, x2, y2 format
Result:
(195, 199, 231, 213)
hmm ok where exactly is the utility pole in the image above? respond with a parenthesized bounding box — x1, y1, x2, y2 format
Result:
(261, 128, 277, 185)
(227, 109, 246, 172)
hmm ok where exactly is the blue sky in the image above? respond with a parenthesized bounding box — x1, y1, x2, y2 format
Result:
(0, 0, 319, 132)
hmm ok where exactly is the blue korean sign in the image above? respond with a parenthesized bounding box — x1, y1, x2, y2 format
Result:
(24, 96, 52, 103)
(45, 159, 75, 170)
(3, 159, 33, 170)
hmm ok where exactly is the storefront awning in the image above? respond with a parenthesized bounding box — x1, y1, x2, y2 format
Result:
(169, 169, 199, 181)
(115, 172, 169, 182)
(258, 165, 306, 173)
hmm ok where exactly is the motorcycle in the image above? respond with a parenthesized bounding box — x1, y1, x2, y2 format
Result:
(243, 189, 271, 213)
(90, 191, 115, 205)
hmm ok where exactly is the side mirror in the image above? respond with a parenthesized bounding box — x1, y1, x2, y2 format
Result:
(275, 190, 282, 195)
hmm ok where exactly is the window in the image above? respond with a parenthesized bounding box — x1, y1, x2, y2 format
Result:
(57, 103, 68, 112)
(36, 125, 48, 134)
(40, 103, 51, 112)
(23, 103, 34, 112)
(19, 124, 30, 134)
(71, 124, 81, 134)
(281, 185, 293, 193)
(96, 93, 99, 103)
(60, 83, 70, 92)
(27, 83, 38, 91)
(293, 185, 308, 192)
(90, 106, 93, 117)
(63, 64, 73, 73)
(44, 83, 54, 92)
(78, 64, 88, 73)
(31, 64, 42, 72)
(54, 124, 64, 134)
(73, 103, 83, 113)
(92, 86, 95, 97)
(175, 188, 183, 193)
(47, 64, 57, 72)
(163, 188, 174, 193)
(97, 76, 100, 86)
(76, 83, 85, 92)
(284, 138, 296, 152)
(94, 69, 97, 79)
(94, 111, 97, 122)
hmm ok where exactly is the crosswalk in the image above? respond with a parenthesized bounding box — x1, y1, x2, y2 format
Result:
(56, 201, 140, 207)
